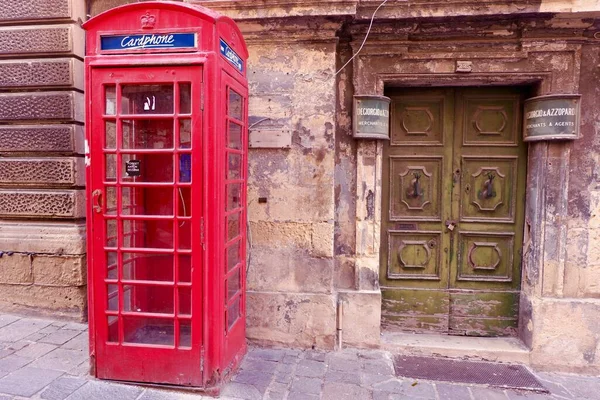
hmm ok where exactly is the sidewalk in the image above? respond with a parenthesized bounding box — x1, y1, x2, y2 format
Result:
(0, 313, 598, 400)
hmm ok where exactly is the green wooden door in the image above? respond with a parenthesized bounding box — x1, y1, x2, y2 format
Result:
(380, 87, 526, 336)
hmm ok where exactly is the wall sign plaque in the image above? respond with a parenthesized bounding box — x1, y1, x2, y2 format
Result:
(220, 38, 244, 73)
(100, 33, 197, 51)
(353, 95, 391, 140)
(125, 160, 141, 177)
(523, 94, 581, 141)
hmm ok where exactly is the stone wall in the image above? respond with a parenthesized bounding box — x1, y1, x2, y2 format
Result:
(191, 0, 600, 372)
(523, 40, 600, 374)
(13, 0, 597, 371)
(240, 20, 340, 349)
(0, 0, 87, 318)
(190, 1, 382, 350)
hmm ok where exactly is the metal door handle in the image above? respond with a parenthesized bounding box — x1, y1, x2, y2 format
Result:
(480, 172, 496, 199)
(408, 172, 423, 198)
(92, 189, 103, 213)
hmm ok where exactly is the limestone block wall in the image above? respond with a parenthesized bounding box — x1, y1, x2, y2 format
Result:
(241, 24, 340, 349)
(0, 0, 87, 318)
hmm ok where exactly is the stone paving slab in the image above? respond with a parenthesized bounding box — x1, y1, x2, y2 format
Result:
(0, 312, 597, 400)
(0, 354, 32, 376)
(65, 380, 142, 400)
(0, 316, 19, 330)
(60, 333, 88, 351)
(0, 366, 63, 397)
(15, 342, 57, 359)
(0, 318, 51, 342)
(39, 376, 88, 400)
(30, 348, 88, 372)
(39, 329, 81, 346)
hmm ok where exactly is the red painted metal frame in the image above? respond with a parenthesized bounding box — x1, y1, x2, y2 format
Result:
(84, 1, 248, 391)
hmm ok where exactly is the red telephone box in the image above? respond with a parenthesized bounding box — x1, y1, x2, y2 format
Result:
(83, 1, 248, 389)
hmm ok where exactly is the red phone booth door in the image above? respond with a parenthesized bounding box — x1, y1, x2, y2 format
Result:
(89, 66, 203, 386)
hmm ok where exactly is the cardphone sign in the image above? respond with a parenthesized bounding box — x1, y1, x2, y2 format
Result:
(100, 33, 196, 51)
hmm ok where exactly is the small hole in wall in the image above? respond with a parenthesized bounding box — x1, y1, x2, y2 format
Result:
(258, 197, 268, 204)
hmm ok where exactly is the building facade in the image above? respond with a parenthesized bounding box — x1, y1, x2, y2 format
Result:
(1, 0, 600, 374)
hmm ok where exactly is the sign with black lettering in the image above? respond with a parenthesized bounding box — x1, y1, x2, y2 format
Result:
(353, 95, 391, 140)
(523, 95, 581, 141)
(125, 160, 141, 177)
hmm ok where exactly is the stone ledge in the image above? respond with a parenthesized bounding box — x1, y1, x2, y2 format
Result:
(0, 189, 85, 219)
(0, 24, 84, 57)
(0, 125, 84, 154)
(0, 92, 84, 123)
(0, 58, 83, 90)
(0, 221, 86, 254)
(381, 331, 531, 364)
(188, 0, 357, 19)
(189, 0, 600, 23)
(0, 0, 84, 24)
(357, 1, 600, 21)
(0, 157, 84, 187)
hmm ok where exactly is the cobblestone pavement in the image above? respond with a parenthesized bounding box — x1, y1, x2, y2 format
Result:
(0, 313, 599, 400)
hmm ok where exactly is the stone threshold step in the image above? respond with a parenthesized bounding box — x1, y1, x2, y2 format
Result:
(381, 331, 531, 364)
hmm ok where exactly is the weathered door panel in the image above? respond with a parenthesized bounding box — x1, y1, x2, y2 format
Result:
(448, 89, 526, 336)
(382, 289, 450, 333)
(448, 292, 520, 336)
(381, 89, 454, 332)
(381, 87, 526, 336)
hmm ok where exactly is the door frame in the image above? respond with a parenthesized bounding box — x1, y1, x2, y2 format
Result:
(352, 58, 579, 347)
(379, 87, 528, 336)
